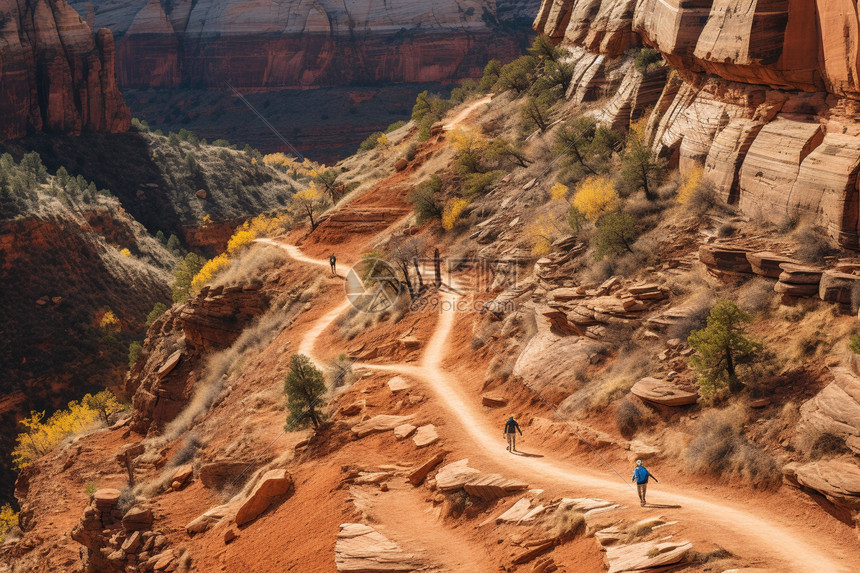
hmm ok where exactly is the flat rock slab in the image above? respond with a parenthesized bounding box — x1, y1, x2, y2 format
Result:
(699, 245, 752, 273)
(605, 540, 693, 573)
(631, 377, 698, 406)
(393, 424, 416, 440)
(412, 424, 439, 448)
(778, 263, 824, 285)
(157, 350, 183, 378)
(747, 252, 801, 278)
(352, 415, 414, 438)
(94, 488, 121, 507)
(435, 459, 528, 500)
(387, 377, 410, 393)
(496, 498, 532, 523)
(335, 523, 419, 572)
(774, 281, 819, 297)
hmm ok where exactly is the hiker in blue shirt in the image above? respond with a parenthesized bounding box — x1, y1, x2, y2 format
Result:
(632, 459, 658, 506)
(504, 416, 522, 453)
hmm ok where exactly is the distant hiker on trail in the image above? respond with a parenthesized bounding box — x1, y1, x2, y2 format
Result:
(504, 416, 522, 453)
(632, 459, 658, 506)
(329, 254, 337, 275)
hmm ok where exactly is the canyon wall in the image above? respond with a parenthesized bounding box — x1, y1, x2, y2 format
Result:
(534, 0, 860, 249)
(70, 0, 539, 89)
(0, 0, 131, 140)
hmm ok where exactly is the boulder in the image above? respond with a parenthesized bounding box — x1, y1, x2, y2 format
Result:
(412, 425, 439, 448)
(122, 507, 153, 532)
(335, 523, 419, 572)
(170, 464, 193, 487)
(393, 158, 408, 172)
(352, 415, 413, 438)
(435, 459, 528, 500)
(195, 189, 208, 199)
(819, 270, 860, 304)
(234, 469, 293, 526)
(630, 377, 698, 406)
(605, 539, 693, 573)
(746, 252, 801, 278)
(121, 530, 141, 553)
(408, 452, 445, 486)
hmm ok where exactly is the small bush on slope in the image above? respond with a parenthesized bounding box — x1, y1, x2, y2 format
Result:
(684, 408, 781, 488)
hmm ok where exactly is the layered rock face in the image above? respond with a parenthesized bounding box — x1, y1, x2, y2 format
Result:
(534, 0, 860, 249)
(0, 0, 131, 140)
(70, 0, 539, 89)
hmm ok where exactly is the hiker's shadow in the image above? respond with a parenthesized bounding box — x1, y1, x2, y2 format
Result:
(512, 450, 544, 458)
(643, 503, 682, 509)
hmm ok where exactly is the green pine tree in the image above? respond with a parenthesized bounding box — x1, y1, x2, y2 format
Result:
(688, 300, 762, 396)
(283, 354, 326, 429)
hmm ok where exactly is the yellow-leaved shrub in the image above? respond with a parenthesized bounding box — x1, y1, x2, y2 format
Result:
(12, 390, 125, 469)
(190, 213, 290, 292)
(442, 197, 470, 231)
(572, 176, 619, 221)
(550, 182, 569, 201)
(0, 504, 17, 543)
(676, 166, 704, 205)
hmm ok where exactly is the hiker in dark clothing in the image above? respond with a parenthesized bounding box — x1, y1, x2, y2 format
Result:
(504, 416, 523, 453)
(632, 459, 658, 506)
(329, 254, 337, 275)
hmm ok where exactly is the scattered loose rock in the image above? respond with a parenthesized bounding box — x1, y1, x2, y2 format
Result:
(352, 415, 414, 438)
(435, 459, 528, 500)
(412, 424, 439, 448)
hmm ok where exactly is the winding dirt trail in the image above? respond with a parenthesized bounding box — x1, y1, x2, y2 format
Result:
(266, 239, 856, 572)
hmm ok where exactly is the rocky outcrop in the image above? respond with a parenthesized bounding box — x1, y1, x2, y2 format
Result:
(533, 0, 860, 249)
(128, 283, 269, 433)
(797, 367, 860, 455)
(604, 538, 692, 573)
(0, 0, 130, 141)
(70, 0, 539, 90)
(784, 460, 860, 527)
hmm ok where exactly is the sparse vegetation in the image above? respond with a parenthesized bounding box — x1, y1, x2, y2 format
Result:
(688, 300, 761, 396)
(172, 253, 207, 303)
(284, 354, 327, 429)
(146, 302, 168, 326)
(128, 340, 143, 367)
(408, 176, 444, 223)
(615, 399, 646, 439)
(620, 119, 665, 200)
(634, 48, 663, 74)
(593, 211, 637, 259)
(684, 408, 781, 488)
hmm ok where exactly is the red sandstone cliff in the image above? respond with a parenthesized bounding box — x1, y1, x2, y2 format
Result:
(69, 0, 539, 89)
(534, 0, 860, 250)
(0, 0, 131, 141)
